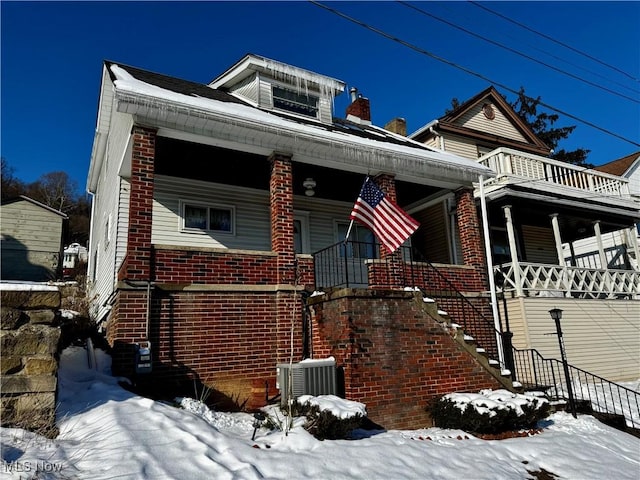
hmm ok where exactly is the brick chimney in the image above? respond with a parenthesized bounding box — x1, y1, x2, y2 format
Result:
(346, 87, 371, 124)
(384, 118, 407, 136)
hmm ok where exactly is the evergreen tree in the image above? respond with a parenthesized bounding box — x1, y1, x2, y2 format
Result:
(510, 87, 591, 167)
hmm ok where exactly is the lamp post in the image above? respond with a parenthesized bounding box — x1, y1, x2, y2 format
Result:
(494, 267, 515, 377)
(549, 308, 577, 418)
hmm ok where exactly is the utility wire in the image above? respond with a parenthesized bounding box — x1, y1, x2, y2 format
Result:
(399, 1, 640, 100)
(309, 1, 640, 148)
(469, 1, 640, 83)
(397, 1, 640, 97)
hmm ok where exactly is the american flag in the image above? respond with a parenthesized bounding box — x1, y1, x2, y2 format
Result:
(349, 177, 419, 253)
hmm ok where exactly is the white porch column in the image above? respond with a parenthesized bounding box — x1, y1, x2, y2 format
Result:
(628, 225, 640, 270)
(479, 176, 504, 368)
(592, 220, 607, 269)
(502, 205, 523, 297)
(549, 214, 565, 265)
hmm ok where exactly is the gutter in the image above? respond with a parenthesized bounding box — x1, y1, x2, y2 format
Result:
(114, 88, 494, 186)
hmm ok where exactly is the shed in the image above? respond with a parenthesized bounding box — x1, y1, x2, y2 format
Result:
(1, 196, 68, 281)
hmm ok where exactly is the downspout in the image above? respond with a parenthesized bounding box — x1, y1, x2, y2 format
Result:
(428, 122, 445, 150)
(479, 175, 504, 368)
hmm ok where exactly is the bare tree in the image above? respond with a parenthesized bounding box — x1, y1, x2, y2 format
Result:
(26, 171, 78, 213)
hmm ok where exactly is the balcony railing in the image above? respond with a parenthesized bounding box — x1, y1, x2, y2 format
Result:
(497, 262, 640, 299)
(479, 147, 630, 197)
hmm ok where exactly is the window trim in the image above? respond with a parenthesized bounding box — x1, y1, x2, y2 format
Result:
(180, 200, 235, 235)
(271, 82, 320, 119)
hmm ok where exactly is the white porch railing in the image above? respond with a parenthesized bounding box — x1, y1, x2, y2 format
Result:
(479, 148, 630, 197)
(497, 262, 640, 299)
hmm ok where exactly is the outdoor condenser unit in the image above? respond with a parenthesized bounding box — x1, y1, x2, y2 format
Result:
(276, 358, 337, 405)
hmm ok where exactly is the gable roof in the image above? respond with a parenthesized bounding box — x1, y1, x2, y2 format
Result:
(594, 151, 640, 177)
(411, 86, 551, 155)
(1, 195, 68, 218)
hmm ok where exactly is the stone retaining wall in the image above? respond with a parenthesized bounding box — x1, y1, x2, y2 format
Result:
(1, 285, 62, 437)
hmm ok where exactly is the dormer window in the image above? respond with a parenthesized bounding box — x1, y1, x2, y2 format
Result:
(272, 85, 319, 118)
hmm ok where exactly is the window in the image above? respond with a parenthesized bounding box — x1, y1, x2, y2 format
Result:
(272, 85, 319, 118)
(103, 214, 112, 249)
(182, 202, 234, 234)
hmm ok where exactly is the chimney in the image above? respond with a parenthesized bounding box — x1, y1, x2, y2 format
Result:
(346, 87, 371, 124)
(384, 118, 407, 136)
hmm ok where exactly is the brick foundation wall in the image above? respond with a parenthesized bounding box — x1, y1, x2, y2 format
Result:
(309, 288, 501, 430)
(108, 287, 304, 411)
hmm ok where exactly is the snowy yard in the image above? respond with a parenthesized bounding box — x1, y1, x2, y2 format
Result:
(1, 345, 639, 480)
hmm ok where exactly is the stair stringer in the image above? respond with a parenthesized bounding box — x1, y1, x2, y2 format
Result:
(411, 291, 521, 393)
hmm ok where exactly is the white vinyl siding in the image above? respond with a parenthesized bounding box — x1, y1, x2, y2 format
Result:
(153, 176, 270, 251)
(227, 73, 259, 103)
(439, 134, 483, 160)
(456, 102, 528, 143)
(87, 106, 134, 322)
(506, 297, 640, 382)
(153, 175, 354, 253)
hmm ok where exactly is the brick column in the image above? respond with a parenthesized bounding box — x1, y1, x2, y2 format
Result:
(455, 187, 486, 270)
(120, 126, 157, 281)
(373, 173, 403, 288)
(269, 153, 296, 285)
(269, 153, 301, 363)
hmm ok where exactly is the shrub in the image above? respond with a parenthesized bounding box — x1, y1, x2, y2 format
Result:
(294, 395, 366, 440)
(429, 389, 550, 435)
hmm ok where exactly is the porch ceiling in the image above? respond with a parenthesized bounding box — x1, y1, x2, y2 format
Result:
(486, 192, 638, 242)
(155, 136, 445, 205)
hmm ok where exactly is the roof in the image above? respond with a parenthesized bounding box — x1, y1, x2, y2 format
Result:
(95, 59, 495, 189)
(104, 60, 248, 106)
(410, 86, 550, 156)
(1, 195, 68, 218)
(594, 151, 640, 177)
(107, 60, 435, 150)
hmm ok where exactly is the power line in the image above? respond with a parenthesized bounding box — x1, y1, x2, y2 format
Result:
(309, 1, 640, 148)
(399, 1, 640, 99)
(397, 1, 638, 103)
(469, 1, 640, 84)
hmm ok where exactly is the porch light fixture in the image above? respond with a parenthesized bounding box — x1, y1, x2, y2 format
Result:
(303, 177, 316, 196)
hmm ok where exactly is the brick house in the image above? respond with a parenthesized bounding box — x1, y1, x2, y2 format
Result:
(86, 55, 507, 428)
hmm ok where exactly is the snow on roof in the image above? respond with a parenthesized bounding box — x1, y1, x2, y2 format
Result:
(110, 64, 494, 180)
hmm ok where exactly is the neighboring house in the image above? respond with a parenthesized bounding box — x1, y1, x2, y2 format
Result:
(63, 242, 89, 278)
(411, 87, 640, 382)
(86, 54, 509, 427)
(564, 152, 640, 270)
(1, 195, 68, 281)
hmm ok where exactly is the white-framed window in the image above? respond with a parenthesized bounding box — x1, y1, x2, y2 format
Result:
(272, 85, 319, 118)
(181, 201, 235, 234)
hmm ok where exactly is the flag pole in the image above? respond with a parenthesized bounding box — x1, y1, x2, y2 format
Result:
(345, 176, 370, 243)
(344, 219, 355, 243)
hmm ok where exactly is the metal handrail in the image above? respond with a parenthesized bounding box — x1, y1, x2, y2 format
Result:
(513, 347, 640, 429)
(313, 241, 503, 361)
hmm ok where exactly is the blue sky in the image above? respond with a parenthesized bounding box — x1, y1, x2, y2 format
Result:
(2, 1, 639, 194)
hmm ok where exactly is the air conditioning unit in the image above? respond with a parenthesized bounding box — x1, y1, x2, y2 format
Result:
(276, 358, 337, 406)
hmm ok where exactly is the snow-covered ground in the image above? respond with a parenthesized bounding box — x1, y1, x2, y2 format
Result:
(1, 346, 639, 480)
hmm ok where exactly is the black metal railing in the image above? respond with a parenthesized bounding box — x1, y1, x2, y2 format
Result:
(313, 241, 504, 362)
(513, 347, 640, 429)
